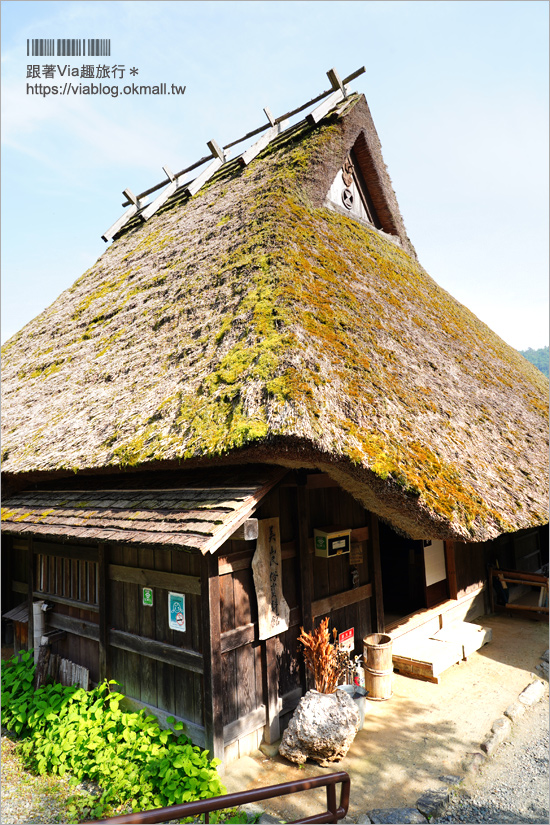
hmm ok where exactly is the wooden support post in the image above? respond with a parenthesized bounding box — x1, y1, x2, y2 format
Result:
(27, 538, 34, 653)
(488, 568, 495, 614)
(444, 541, 458, 600)
(262, 636, 280, 744)
(98, 543, 109, 682)
(201, 552, 224, 765)
(368, 512, 385, 633)
(296, 483, 313, 633)
(296, 481, 314, 691)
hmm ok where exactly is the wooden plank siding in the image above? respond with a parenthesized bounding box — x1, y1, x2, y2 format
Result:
(25, 538, 206, 743)
(5, 473, 379, 765)
(454, 540, 487, 598)
(308, 485, 374, 658)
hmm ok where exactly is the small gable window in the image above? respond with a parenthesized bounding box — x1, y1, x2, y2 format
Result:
(326, 148, 383, 230)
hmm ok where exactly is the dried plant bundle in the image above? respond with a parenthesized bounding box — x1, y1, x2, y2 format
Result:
(299, 617, 349, 694)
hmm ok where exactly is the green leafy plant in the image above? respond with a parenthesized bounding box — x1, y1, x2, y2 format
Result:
(1, 651, 226, 822)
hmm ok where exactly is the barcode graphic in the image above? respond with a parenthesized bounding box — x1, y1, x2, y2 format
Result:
(27, 39, 111, 57)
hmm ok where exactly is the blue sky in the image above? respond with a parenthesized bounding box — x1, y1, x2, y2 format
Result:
(2, 0, 548, 349)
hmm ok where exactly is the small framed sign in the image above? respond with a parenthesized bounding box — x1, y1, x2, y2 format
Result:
(338, 627, 354, 652)
(168, 592, 186, 632)
(142, 587, 154, 607)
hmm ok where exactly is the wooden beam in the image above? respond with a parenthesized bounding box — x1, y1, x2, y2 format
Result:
(207, 139, 225, 161)
(201, 552, 224, 762)
(263, 106, 276, 126)
(238, 121, 287, 167)
(140, 179, 178, 221)
(229, 519, 258, 541)
(108, 564, 201, 595)
(261, 637, 280, 745)
(32, 543, 98, 562)
(109, 628, 204, 673)
(32, 592, 99, 613)
(98, 543, 109, 683)
(311, 582, 372, 619)
(101, 203, 140, 243)
(223, 705, 267, 747)
(369, 513, 385, 633)
(327, 67, 346, 96)
(306, 86, 348, 125)
(492, 568, 548, 584)
(218, 550, 254, 575)
(496, 603, 549, 614)
(185, 155, 224, 197)
(12, 580, 28, 594)
(220, 622, 255, 654)
(48, 612, 99, 642)
(121, 153, 213, 205)
(202, 471, 285, 555)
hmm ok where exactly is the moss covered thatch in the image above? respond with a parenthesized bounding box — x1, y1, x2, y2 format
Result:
(2, 94, 548, 541)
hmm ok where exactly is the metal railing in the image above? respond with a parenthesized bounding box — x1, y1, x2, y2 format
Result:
(83, 770, 350, 824)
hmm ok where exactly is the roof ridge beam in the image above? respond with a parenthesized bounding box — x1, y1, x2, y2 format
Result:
(306, 85, 349, 125)
(238, 117, 289, 167)
(184, 140, 228, 197)
(139, 166, 179, 221)
(103, 67, 366, 238)
(101, 188, 145, 242)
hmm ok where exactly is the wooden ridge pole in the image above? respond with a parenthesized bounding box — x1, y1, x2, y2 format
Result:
(118, 66, 366, 208)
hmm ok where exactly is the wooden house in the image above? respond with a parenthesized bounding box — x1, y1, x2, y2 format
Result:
(2, 87, 548, 767)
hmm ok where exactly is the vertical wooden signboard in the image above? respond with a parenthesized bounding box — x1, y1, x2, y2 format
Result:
(252, 517, 290, 640)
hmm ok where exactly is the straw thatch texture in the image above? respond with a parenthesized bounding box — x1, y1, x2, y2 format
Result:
(1, 465, 284, 552)
(2, 95, 548, 541)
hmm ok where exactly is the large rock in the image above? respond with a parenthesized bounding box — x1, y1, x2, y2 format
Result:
(279, 689, 360, 766)
(518, 680, 545, 706)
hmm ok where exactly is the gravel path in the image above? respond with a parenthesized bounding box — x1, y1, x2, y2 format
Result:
(434, 692, 549, 824)
(1, 732, 77, 824)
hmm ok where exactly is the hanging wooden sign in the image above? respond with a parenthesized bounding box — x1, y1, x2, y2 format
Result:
(349, 542, 364, 565)
(252, 517, 290, 640)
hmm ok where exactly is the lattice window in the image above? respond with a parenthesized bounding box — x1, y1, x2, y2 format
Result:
(35, 554, 99, 606)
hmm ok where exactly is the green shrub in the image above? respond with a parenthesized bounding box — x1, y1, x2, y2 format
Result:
(1, 651, 227, 821)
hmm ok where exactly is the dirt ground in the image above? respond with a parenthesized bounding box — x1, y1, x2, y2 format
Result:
(223, 613, 549, 823)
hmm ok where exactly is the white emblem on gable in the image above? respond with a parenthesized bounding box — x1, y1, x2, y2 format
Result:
(326, 153, 372, 224)
(342, 188, 354, 209)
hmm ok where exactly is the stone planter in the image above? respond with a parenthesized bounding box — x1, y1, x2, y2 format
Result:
(279, 688, 360, 766)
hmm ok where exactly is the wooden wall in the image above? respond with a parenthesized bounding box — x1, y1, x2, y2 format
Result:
(308, 482, 373, 650)
(4, 472, 379, 766)
(454, 540, 486, 598)
(216, 476, 377, 758)
(107, 544, 204, 737)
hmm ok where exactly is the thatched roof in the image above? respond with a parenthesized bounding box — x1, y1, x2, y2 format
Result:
(2, 94, 548, 542)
